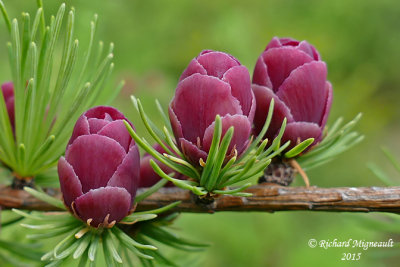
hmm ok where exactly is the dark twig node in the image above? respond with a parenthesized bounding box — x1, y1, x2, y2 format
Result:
(258, 160, 295, 186)
(11, 176, 34, 190)
(191, 192, 217, 212)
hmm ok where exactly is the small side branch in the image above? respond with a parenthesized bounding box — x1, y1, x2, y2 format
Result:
(1, 185, 400, 214)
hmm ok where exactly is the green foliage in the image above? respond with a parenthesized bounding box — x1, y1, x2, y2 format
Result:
(297, 113, 364, 170)
(368, 147, 400, 186)
(0, 1, 121, 177)
(0, 239, 42, 263)
(134, 213, 209, 267)
(23, 186, 66, 210)
(284, 138, 314, 158)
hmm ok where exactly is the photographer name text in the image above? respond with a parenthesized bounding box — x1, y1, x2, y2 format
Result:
(308, 238, 394, 250)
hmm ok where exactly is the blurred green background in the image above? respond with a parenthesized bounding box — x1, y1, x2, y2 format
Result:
(1, 0, 400, 266)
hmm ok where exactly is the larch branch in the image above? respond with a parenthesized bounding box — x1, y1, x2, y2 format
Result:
(1, 185, 400, 214)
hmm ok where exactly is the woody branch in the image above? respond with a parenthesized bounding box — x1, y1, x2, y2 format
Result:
(1, 185, 400, 214)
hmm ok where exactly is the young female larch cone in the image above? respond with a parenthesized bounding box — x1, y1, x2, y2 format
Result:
(252, 37, 332, 151)
(168, 50, 256, 167)
(58, 106, 140, 228)
(252, 37, 333, 186)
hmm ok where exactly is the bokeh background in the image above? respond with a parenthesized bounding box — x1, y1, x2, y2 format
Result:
(1, 0, 400, 266)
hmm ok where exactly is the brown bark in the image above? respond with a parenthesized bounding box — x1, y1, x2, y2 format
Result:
(1, 185, 400, 214)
